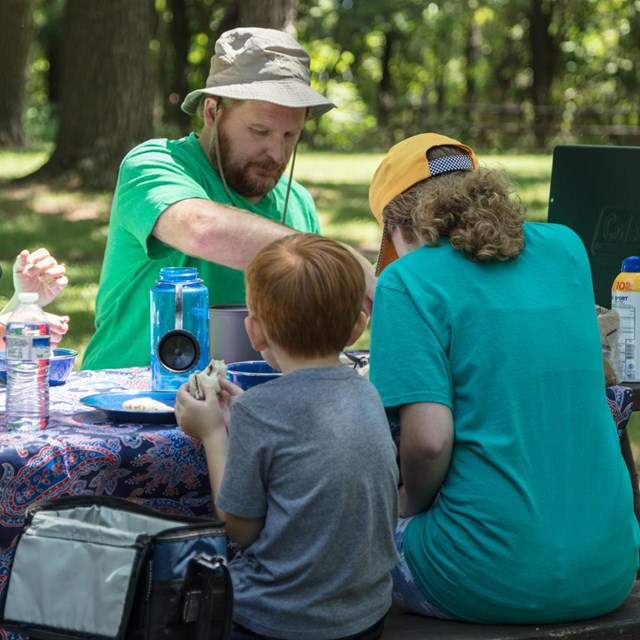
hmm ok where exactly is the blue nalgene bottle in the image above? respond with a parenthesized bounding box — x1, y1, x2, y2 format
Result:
(150, 267, 209, 390)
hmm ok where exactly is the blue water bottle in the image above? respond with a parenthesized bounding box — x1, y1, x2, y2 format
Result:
(150, 267, 209, 391)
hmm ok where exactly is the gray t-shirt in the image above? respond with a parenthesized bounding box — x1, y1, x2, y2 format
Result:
(216, 366, 399, 639)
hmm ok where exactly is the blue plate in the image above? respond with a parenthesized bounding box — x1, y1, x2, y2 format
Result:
(80, 391, 177, 424)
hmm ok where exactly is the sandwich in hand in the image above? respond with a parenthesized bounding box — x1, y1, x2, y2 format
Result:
(188, 359, 227, 399)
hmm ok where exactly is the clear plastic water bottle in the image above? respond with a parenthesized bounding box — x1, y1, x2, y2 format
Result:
(5, 292, 51, 430)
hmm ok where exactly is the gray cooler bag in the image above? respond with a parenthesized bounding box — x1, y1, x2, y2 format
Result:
(0, 495, 231, 640)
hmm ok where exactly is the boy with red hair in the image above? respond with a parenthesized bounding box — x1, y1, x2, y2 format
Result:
(176, 234, 398, 640)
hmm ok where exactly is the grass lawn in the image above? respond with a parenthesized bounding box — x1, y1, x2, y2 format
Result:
(0, 147, 553, 366)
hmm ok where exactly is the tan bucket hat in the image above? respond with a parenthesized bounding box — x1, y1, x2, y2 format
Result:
(181, 27, 335, 118)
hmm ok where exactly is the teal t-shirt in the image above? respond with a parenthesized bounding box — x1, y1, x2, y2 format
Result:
(82, 134, 321, 370)
(370, 222, 639, 623)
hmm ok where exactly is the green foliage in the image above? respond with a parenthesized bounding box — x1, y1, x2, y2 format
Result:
(23, 0, 64, 143)
(18, 0, 640, 151)
(297, 0, 640, 150)
(302, 40, 378, 150)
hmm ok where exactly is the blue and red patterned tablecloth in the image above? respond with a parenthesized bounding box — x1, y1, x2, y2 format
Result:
(0, 368, 215, 639)
(608, 384, 634, 437)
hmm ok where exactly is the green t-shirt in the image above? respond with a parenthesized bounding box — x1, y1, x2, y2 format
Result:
(370, 222, 639, 623)
(82, 134, 321, 370)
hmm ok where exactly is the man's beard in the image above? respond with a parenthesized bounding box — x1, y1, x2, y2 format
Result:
(211, 126, 287, 199)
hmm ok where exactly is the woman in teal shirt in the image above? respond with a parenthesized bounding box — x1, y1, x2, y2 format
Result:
(368, 133, 639, 623)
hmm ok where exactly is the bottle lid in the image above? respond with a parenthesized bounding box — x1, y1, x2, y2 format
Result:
(621, 256, 640, 273)
(18, 292, 39, 304)
(156, 267, 202, 285)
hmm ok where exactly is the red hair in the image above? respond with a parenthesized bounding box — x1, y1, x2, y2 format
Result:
(245, 234, 364, 358)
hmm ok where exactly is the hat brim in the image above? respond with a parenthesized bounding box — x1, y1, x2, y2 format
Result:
(375, 227, 400, 276)
(181, 80, 335, 119)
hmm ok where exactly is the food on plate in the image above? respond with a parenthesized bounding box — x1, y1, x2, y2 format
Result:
(188, 359, 227, 399)
(122, 397, 174, 412)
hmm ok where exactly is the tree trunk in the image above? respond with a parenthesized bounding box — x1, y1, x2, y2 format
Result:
(529, 0, 555, 149)
(166, 0, 191, 132)
(37, 0, 64, 105)
(236, 0, 298, 33)
(464, 18, 479, 138)
(377, 24, 395, 145)
(29, 0, 155, 189)
(0, 0, 36, 147)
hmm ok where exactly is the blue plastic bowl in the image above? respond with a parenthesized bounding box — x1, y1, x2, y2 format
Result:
(0, 348, 78, 386)
(226, 360, 282, 390)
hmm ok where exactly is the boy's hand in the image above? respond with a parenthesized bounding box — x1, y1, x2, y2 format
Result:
(175, 378, 225, 440)
(216, 377, 243, 431)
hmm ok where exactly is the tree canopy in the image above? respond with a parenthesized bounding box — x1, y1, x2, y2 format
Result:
(0, 0, 638, 188)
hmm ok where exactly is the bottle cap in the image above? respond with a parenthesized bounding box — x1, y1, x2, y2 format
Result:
(156, 266, 201, 285)
(621, 256, 640, 273)
(17, 292, 39, 304)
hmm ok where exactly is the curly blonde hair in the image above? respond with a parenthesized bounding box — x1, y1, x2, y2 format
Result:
(383, 146, 526, 262)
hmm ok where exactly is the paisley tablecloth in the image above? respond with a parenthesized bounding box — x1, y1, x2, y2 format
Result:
(608, 384, 634, 437)
(0, 368, 214, 639)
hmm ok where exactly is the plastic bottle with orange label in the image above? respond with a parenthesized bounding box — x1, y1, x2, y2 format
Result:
(612, 256, 640, 382)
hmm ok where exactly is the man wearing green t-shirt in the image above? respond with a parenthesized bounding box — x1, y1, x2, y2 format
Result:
(83, 27, 373, 370)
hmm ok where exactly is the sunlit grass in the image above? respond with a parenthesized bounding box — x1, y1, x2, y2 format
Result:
(1, 148, 553, 365)
(296, 151, 384, 183)
(0, 148, 49, 179)
(297, 151, 553, 225)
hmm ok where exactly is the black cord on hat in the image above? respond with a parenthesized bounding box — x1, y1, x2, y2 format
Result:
(281, 144, 297, 227)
